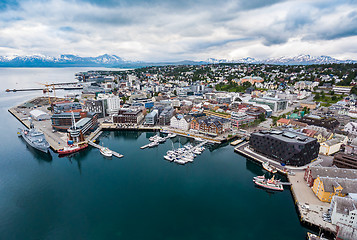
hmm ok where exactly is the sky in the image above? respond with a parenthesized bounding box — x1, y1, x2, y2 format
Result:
(0, 0, 357, 61)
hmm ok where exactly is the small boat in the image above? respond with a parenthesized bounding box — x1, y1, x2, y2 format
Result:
(100, 147, 112, 157)
(58, 142, 88, 155)
(181, 155, 194, 162)
(167, 133, 177, 138)
(262, 161, 277, 174)
(307, 232, 329, 240)
(253, 175, 266, 181)
(184, 144, 193, 150)
(164, 155, 175, 162)
(194, 137, 203, 141)
(192, 149, 202, 155)
(174, 159, 187, 165)
(148, 141, 159, 148)
(253, 176, 283, 191)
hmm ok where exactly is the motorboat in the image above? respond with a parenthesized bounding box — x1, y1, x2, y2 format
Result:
(253, 176, 283, 191)
(100, 147, 113, 157)
(262, 161, 278, 174)
(164, 155, 175, 162)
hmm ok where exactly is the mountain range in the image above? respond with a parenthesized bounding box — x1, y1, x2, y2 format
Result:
(0, 54, 355, 67)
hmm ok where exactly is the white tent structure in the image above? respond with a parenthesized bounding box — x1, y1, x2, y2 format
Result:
(30, 109, 50, 121)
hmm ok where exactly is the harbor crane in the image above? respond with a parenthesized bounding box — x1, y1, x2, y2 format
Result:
(37, 82, 57, 107)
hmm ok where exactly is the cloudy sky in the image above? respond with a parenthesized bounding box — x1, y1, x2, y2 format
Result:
(0, 0, 357, 61)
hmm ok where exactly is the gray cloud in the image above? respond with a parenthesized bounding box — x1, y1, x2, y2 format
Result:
(0, 0, 356, 61)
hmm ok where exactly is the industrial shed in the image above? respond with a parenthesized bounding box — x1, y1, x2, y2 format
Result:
(29, 109, 50, 121)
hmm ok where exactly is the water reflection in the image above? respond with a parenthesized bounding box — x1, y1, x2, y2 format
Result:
(19, 138, 53, 163)
(59, 148, 91, 174)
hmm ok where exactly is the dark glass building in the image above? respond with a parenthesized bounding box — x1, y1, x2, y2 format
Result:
(249, 130, 320, 166)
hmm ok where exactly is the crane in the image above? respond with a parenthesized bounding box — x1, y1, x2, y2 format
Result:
(37, 82, 57, 107)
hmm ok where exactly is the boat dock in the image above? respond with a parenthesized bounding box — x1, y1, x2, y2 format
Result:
(87, 141, 124, 158)
(234, 142, 336, 235)
(230, 139, 243, 146)
(161, 128, 220, 144)
(234, 142, 288, 174)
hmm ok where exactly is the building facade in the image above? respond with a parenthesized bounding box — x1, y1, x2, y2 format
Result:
(112, 108, 144, 124)
(312, 177, 357, 202)
(330, 196, 357, 229)
(333, 153, 357, 169)
(249, 130, 319, 166)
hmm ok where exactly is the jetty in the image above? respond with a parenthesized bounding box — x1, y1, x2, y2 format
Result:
(230, 139, 243, 146)
(234, 142, 336, 235)
(88, 141, 124, 158)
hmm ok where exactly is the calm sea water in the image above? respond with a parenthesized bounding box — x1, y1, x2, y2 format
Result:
(0, 68, 310, 239)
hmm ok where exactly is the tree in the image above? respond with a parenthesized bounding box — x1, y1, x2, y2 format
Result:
(258, 113, 266, 122)
(314, 92, 320, 100)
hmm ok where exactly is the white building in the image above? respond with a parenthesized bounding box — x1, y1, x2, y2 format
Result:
(170, 115, 191, 131)
(29, 109, 50, 121)
(107, 96, 121, 116)
(344, 122, 357, 136)
(319, 138, 342, 155)
(330, 196, 357, 229)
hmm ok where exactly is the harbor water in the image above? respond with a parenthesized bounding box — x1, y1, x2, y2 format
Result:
(0, 68, 310, 239)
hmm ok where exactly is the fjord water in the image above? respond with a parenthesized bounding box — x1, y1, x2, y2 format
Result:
(0, 68, 309, 239)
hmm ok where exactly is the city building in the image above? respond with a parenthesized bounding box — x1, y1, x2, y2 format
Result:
(333, 86, 352, 95)
(145, 110, 158, 125)
(68, 113, 99, 142)
(299, 115, 339, 130)
(234, 76, 264, 86)
(276, 118, 290, 126)
(230, 112, 255, 129)
(170, 114, 192, 131)
(158, 106, 174, 125)
(312, 177, 357, 202)
(304, 166, 357, 187)
(333, 153, 357, 169)
(294, 81, 319, 91)
(112, 108, 144, 124)
(106, 95, 121, 116)
(344, 122, 357, 137)
(249, 97, 288, 112)
(319, 138, 342, 155)
(345, 138, 357, 155)
(330, 196, 357, 229)
(51, 112, 98, 131)
(190, 116, 224, 136)
(300, 101, 317, 110)
(83, 99, 106, 118)
(52, 101, 82, 113)
(249, 130, 319, 166)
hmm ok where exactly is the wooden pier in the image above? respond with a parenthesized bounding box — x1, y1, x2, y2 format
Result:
(87, 141, 124, 158)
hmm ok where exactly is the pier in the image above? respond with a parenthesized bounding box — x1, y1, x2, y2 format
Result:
(234, 142, 336, 235)
(88, 141, 124, 158)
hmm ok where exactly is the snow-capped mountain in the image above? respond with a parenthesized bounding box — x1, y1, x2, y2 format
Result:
(262, 55, 356, 65)
(0, 54, 355, 67)
(0, 54, 129, 67)
(209, 55, 356, 65)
